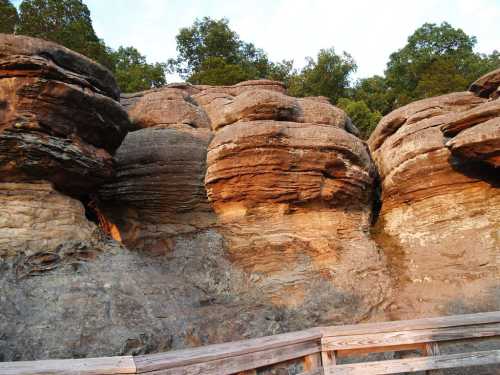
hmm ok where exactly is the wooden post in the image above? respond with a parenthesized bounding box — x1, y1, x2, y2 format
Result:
(321, 350, 336, 368)
(304, 353, 322, 371)
(425, 342, 444, 375)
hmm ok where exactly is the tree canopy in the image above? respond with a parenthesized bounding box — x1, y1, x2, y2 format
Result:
(16, 0, 113, 68)
(110, 47, 167, 93)
(288, 48, 357, 104)
(168, 17, 290, 85)
(385, 22, 488, 107)
(0, 0, 18, 33)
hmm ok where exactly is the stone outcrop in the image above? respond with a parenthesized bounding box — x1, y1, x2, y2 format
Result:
(0, 34, 130, 195)
(1, 33, 499, 364)
(201, 85, 391, 318)
(99, 126, 214, 253)
(0, 182, 97, 258)
(469, 67, 500, 99)
(369, 82, 500, 319)
(100, 84, 215, 253)
(0, 34, 129, 255)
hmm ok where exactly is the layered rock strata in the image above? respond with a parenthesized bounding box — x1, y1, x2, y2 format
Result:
(203, 87, 390, 318)
(0, 34, 129, 255)
(100, 86, 215, 253)
(369, 83, 500, 319)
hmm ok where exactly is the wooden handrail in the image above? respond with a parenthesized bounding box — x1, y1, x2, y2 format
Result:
(1, 311, 499, 375)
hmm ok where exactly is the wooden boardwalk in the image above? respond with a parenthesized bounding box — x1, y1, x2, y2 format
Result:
(1, 311, 500, 374)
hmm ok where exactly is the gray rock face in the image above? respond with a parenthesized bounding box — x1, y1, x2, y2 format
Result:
(0, 230, 368, 361)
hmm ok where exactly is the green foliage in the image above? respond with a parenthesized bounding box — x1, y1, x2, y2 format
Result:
(351, 75, 394, 115)
(287, 48, 357, 104)
(109, 46, 166, 93)
(337, 98, 381, 139)
(385, 22, 479, 106)
(16, 0, 113, 68)
(169, 17, 289, 85)
(0, 0, 18, 33)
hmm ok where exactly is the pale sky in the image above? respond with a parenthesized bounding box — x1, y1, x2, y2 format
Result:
(13, 0, 500, 82)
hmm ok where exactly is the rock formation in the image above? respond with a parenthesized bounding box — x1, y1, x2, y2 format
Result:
(369, 76, 500, 319)
(99, 86, 215, 253)
(201, 85, 390, 317)
(0, 34, 130, 257)
(1, 34, 499, 363)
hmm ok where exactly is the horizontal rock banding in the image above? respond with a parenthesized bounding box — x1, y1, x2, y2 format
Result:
(369, 71, 500, 319)
(0, 34, 129, 255)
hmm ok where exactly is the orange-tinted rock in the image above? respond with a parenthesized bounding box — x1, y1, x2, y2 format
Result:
(100, 127, 215, 253)
(0, 33, 119, 99)
(469, 67, 500, 99)
(446, 117, 500, 167)
(205, 120, 391, 317)
(0, 182, 98, 257)
(128, 87, 210, 129)
(0, 35, 130, 194)
(0, 35, 129, 255)
(369, 87, 500, 319)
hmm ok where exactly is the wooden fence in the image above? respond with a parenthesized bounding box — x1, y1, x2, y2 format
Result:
(1, 311, 500, 374)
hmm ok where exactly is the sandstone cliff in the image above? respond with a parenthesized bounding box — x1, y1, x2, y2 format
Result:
(369, 73, 500, 319)
(0, 34, 499, 363)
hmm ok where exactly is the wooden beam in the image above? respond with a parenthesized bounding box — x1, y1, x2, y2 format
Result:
(335, 343, 427, 358)
(321, 311, 500, 337)
(134, 328, 322, 372)
(140, 341, 321, 375)
(0, 356, 136, 375)
(323, 349, 500, 374)
(322, 322, 500, 351)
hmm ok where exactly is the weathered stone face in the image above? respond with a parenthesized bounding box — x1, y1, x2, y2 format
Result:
(128, 88, 211, 130)
(100, 126, 215, 253)
(0, 182, 97, 258)
(203, 88, 391, 315)
(369, 87, 500, 319)
(0, 34, 129, 255)
(0, 34, 130, 195)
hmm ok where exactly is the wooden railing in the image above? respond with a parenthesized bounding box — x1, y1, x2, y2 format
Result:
(1, 311, 500, 374)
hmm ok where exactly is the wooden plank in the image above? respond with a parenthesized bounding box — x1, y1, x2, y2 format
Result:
(336, 343, 427, 358)
(0, 356, 136, 375)
(322, 322, 500, 351)
(142, 340, 321, 375)
(134, 328, 322, 372)
(323, 349, 500, 374)
(321, 311, 500, 337)
(425, 342, 443, 375)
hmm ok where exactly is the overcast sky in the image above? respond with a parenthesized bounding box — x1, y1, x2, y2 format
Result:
(14, 0, 500, 82)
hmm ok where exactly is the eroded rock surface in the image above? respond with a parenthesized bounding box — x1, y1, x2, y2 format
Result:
(0, 34, 130, 194)
(100, 126, 215, 253)
(369, 86, 500, 319)
(0, 182, 97, 257)
(203, 89, 391, 319)
(0, 35, 129, 257)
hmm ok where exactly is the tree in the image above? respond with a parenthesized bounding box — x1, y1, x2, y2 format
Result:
(351, 75, 394, 116)
(110, 46, 166, 93)
(337, 98, 381, 139)
(288, 48, 357, 104)
(385, 22, 479, 106)
(16, 0, 113, 69)
(0, 0, 18, 33)
(169, 17, 288, 85)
